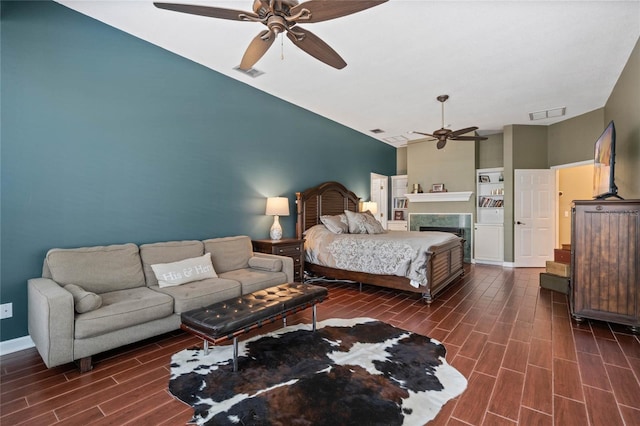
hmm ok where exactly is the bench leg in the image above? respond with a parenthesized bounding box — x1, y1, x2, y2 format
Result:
(203, 339, 210, 355)
(232, 337, 238, 372)
(312, 304, 317, 331)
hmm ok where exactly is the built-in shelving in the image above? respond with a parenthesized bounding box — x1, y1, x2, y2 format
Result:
(475, 167, 504, 264)
(389, 175, 408, 230)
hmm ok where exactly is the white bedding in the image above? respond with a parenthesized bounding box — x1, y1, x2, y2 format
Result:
(304, 225, 461, 287)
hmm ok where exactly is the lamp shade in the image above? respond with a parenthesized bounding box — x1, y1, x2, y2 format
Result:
(361, 201, 378, 215)
(265, 197, 290, 216)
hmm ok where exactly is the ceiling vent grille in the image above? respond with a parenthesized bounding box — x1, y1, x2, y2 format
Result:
(529, 107, 566, 121)
(383, 135, 408, 144)
(234, 66, 264, 78)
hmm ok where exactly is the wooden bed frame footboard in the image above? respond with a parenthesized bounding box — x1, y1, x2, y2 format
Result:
(296, 181, 465, 303)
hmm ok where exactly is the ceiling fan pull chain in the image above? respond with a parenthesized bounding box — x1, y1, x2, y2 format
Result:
(281, 32, 284, 60)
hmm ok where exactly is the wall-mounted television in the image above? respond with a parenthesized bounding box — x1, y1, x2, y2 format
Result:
(592, 120, 622, 200)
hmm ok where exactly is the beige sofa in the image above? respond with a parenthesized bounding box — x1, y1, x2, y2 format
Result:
(27, 236, 293, 372)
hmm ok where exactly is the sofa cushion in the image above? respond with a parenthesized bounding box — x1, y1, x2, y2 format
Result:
(45, 243, 145, 294)
(219, 269, 288, 295)
(150, 278, 241, 313)
(248, 257, 282, 272)
(74, 287, 174, 339)
(151, 253, 217, 288)
(203, 236, 252, 274)
(139, 240, 204, 287)
(64, 284, 102, 314)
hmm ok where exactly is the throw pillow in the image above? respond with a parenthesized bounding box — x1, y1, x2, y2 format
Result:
(151, 253, 217, 288)
(320, 214, 349, 234)
(362, 210, 386, 234)
(344, 210, 387, 234)
(344, 210, 369, 234)
(248, 257, 283, 272)
(64, 284, 103, 314)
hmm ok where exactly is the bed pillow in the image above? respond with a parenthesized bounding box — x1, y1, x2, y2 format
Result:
(320, 214, 349, 234)
(151, 253, 217, 288)
(344, 210, 386, 234)
(64, 284, 102, 314)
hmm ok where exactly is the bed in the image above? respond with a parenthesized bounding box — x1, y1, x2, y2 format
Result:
(295, 181, 465, 303)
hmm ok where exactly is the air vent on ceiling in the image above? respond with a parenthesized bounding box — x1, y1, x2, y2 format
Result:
(370, 128, 385, 134)
(234, 66, 264, 78)
(383, 135, 409, 144)
(529, 107, 566, 121)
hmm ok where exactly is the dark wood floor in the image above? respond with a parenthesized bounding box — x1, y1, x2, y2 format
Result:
(2, 264, 640, 425)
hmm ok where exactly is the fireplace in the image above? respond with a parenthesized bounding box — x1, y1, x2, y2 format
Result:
(410, 214, 472, 262)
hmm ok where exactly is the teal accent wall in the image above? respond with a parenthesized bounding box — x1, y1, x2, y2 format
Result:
(0, 1, 396, 341)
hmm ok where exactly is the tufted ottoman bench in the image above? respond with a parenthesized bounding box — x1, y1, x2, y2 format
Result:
(180, 282, 328, 371)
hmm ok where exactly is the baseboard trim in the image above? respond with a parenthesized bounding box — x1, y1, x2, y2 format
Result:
(0, 335, 35, 356)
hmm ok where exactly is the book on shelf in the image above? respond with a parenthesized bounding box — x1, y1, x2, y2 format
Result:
(394, 198, 408, 209)
(479, 197, 503, 208)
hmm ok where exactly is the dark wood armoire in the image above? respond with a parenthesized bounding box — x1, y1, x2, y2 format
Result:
(570, 200, 640, 332)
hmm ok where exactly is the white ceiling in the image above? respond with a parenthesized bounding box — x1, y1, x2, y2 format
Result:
(57, 0, 640, 147)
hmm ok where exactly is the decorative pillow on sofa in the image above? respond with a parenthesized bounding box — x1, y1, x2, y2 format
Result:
(344, 210, 387, 234)
(151, 253, 217, 288)
(248, 257, 282, 272)
(64, 284, 103, 314)
(320, 214, 349, 234)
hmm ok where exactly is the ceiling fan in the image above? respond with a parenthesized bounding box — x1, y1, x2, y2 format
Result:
(153, 0, 388, 70)
(411, 95, 488, 149)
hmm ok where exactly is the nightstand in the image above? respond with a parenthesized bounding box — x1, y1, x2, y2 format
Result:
(252, 238, 305, 282)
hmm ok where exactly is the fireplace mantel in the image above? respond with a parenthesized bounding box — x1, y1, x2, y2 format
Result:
(405, 192, 473, 202)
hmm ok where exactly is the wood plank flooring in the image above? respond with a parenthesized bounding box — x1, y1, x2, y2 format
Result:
(2, 264, 640, 425)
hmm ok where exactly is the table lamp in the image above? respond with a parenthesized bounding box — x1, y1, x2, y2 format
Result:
(265, 197, 289, 240)
(361, 201, 378, 214)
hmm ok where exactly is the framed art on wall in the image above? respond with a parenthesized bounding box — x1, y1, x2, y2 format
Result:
(431, 183, 445, 192)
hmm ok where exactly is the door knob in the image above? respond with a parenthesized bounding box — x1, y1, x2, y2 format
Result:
(516, 221, 525, 225)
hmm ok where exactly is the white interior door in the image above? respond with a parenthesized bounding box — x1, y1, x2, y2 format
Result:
(370, 173, 388, 229)
(514, 169, 556, 267)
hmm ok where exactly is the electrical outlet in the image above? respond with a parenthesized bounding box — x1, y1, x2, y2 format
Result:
(0, 303, 13, 319)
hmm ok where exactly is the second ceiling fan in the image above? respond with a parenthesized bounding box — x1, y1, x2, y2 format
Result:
(154, 0, 388, 71)
(412, 95, 488, 149)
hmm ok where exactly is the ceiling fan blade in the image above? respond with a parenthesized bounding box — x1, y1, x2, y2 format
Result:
(239, 30, 275, 70)
(291, 0, 388, 23)
(410, 131, 437, 138)
(436, 139, 448, 150)
(448, 126, 479, 138)
(450, 135, 489, 141)
(153, 3, 258, 21)
(286, 27, 346, 69)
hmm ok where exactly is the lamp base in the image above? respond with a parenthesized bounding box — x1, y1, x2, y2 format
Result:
(270, 215, 283, 240)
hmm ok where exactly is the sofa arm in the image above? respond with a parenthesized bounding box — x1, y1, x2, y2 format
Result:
(28, 278, 75, 368)
(253, 253, 294, 283)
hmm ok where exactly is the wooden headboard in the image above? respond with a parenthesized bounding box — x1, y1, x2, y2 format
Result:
(296, 181, 360, 239)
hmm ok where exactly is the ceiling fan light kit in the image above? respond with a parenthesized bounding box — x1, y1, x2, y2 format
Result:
(154, 0, 388, 71)
(411, 94, 488, 149)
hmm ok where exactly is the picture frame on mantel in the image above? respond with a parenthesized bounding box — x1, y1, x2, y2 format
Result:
(431, 183, 445, 193)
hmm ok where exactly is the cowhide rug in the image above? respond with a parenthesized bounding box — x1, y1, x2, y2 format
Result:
(169, 318, 467, 426)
